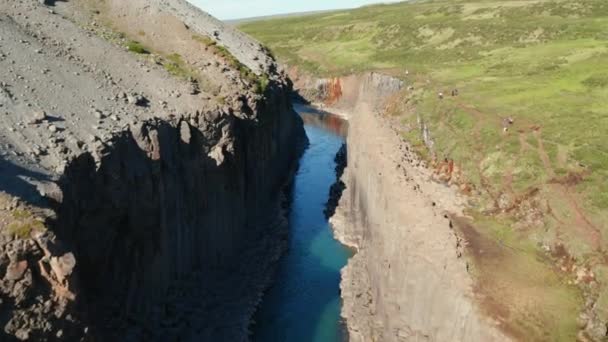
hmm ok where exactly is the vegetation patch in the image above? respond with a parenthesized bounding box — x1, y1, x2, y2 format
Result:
(192, 34, 217, 47)
(126, 40, 149, 54)
(454, 215, 583, 341)
(162, 53, 198, 81)
(4, 209, 46, 239)
(192, 34, 270, 94)
(582, 74, 608, 88)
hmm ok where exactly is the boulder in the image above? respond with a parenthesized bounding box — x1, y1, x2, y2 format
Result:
(49, 252, 76, 284)
(5, 260, 28, 281)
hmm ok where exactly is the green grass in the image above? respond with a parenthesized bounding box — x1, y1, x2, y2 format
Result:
(192, 34, 271, 94)
(126, 40, 149, 54)
(464, 214, 583, 341)
(5, 209, 46, 239)
(241, 0, 608, 212)
(192, 34, 217, 47)
(163, 53, 198, 80)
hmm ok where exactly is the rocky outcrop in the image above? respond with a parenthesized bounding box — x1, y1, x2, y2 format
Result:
(0, 193, 89, 341)
(0, 0, 306, 340)
(327, 73, 510, 341)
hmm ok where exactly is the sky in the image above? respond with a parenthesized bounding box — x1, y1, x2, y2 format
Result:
(187, 0, 400, 20)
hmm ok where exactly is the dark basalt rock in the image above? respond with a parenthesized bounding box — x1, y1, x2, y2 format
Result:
(325, 143, 347, 219)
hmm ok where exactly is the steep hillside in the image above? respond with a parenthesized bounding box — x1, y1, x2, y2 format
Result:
(242, 1, 608, 341)
(0, 0, 305, 340)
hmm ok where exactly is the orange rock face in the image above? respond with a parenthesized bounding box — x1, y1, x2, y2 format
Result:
(324, 78, 343, 105)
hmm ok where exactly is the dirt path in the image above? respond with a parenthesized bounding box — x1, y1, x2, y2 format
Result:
(555, 183, 602, 249)
(532, 129, 602, 249)
(453, 101, 507, 207)
(533, 129, 556, 179)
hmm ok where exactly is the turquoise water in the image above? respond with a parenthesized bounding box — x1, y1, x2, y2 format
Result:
(252, 106, 352, 342)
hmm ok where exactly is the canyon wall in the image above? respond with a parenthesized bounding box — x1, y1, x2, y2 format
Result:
(328, 74, 511, 341)
(289, 69, 403, 119)
(53, 83, 305, 341)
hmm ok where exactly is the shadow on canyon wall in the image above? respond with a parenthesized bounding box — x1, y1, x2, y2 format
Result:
(47, 108, 305, 340)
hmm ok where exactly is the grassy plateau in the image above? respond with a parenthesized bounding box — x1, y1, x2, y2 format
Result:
(241, 0, 608, 340)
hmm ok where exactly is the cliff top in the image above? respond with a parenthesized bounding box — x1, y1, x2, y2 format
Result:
(0, 0, 284, 203)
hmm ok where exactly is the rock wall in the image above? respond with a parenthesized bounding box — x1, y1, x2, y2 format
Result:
(324, 144, 347, 219)
(288, 68, 404, 119)
(52, 82, 306, 341)
(328, 73, 511, 341)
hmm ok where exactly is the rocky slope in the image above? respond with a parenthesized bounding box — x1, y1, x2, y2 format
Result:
(0, 0, 305, 340)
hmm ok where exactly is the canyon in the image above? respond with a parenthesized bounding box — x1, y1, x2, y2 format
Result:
(252, 104, 351, 341)
(2, 0, 605, 341)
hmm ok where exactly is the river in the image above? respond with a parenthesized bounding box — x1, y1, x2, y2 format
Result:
(252, 104, 351, 342)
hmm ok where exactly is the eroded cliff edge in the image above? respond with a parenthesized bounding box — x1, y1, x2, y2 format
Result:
(0, 0, 306, 340)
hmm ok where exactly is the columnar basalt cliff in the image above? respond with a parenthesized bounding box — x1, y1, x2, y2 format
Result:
(0, 0, 305, 340)
(325, 73, 511, 341)
(54, 86, 304, 341)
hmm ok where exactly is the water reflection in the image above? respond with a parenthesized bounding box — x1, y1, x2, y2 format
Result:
(294, 103, 348, 138)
